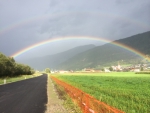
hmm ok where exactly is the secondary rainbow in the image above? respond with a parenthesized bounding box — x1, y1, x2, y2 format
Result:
(1, 12, 150, 36)
(11, 36, 148, 61)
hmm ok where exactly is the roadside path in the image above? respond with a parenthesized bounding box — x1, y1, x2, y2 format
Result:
(0, 74, 47, 113)
(45, 74, 67, 113)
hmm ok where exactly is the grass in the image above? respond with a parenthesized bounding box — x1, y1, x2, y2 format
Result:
(53, 72, 150, 113)
(0, 73, 42, 85)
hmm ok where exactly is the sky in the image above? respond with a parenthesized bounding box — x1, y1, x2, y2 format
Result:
(0, 0, 150, 59)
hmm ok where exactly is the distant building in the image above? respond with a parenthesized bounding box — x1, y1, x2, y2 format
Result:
(59, 70, 69, 73)
(111, 62, 122, 71)
(134, 69, 140, 72)
(104, 68, 111, 72)
(51, 71, 55, 73)
(82, 68, 95, 72)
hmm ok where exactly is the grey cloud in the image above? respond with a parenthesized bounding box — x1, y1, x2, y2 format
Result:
(129, 3, 150, 27)
(115, 0, 135, 4)
(39, 13, 115, 38)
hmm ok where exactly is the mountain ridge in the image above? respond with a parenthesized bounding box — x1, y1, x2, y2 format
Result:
(58, 31, 150, 70)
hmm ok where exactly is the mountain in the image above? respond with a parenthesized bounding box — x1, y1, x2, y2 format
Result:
(114, 31, 150, 55)
(19, 44, 95, 70)
(58, 31, 150, 70)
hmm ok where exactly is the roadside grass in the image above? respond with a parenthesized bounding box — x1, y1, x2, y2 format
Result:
(53, 72, 150, 113)
(0, 73, 42, 85)
(51, 77, 82, 113)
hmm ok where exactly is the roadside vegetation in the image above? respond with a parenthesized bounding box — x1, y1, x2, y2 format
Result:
(0, 52, 39, 85)
(0, 52, 35, 78)
(54, 72, 150, 113)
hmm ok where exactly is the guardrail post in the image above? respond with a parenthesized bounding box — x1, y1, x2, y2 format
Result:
(4, 79, 6, 84)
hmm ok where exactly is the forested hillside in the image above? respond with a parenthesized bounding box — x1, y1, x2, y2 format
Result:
(0, 52, 34, 77)
(115, 31, 150, 55)
(18, 44, 95, 70)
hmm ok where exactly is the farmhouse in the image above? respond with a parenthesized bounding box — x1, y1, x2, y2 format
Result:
(133, 68, 140, 72)
(104, 68, 111, 72)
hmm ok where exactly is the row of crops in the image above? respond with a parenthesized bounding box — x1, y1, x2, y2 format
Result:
(53, 72, 150, 113)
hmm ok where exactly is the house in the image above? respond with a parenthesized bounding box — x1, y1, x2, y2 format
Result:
(134, 68, 140, 72)
(104, 68, 111, 72)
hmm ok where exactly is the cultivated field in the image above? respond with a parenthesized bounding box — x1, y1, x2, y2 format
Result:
(54, 72, 150, 113)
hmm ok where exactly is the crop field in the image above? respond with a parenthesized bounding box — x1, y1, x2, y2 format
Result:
(54, 72, 150, 113)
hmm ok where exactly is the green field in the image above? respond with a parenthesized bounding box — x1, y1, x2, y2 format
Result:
(54, 72, 150, 113)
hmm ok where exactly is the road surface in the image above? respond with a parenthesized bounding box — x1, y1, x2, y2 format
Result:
(0, 74, 47, 113)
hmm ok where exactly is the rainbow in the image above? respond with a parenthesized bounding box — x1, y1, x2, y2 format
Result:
(11, 36, 148, 61)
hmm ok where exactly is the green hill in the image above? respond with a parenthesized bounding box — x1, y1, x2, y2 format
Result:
(58, 31, 150, 70)
(115, 31, 150, 55)
(19, 44, 95, 70)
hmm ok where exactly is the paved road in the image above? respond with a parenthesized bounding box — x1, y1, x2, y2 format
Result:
(0, 74, 47, 113)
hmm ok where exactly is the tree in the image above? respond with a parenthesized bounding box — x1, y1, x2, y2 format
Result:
(109, 67, 113, 71)
(0, 53, 15, 77)
(140, 67, 144, 71)
(0, 52, 35, 77)
(45, 68, 51, 73)
(101, 68, 104, 71)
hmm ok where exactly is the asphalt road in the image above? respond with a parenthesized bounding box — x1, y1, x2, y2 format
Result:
(0, 74, 47, 113)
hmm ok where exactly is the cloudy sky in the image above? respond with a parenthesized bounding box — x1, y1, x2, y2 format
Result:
(0, 0, 150, 59)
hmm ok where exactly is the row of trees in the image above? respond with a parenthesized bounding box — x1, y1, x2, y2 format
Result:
(0, 52, 35, 77)
(45, 68, 51, 73)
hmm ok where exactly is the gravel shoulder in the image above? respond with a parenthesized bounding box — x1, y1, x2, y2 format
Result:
(45, 74, 68, 113)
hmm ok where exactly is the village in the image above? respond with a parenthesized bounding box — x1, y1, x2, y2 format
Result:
(50, 62, 150, 73)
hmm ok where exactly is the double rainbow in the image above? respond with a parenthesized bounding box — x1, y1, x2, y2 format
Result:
(0, 12, 149, 60)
